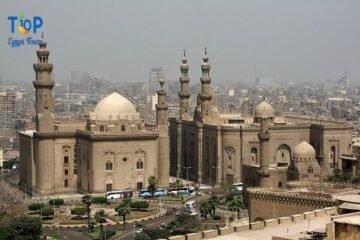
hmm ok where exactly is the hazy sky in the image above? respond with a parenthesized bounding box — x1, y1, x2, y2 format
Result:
(1, 0, 360, 85)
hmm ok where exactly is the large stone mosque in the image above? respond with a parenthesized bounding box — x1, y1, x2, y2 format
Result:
(19, 40, 169, 195)
(19, 41, 353, 196)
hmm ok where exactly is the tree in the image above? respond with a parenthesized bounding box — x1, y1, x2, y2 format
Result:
(208, 195, 220, 216)
(228, 197, 244, 219)
(28, 202, 43, 214)
(42, 208, 54, 219)
(199, 202, 211, 220)
(134, 232, 151, 240)
(71, 207, 87, 219)
(172, 178, 184, 197)
(4, 216, 42, 240)
(82, 194, 92, 231)
(115, 200, 131, 230)
(92, 196, 107, 204)
(95, 209, 107, 238)
(147, 176, 158, 198)
(176, 214, 200, 234)
(194, 184, 200, 196)
(130, 201, 150, 211)
(48, 198, 64, 207)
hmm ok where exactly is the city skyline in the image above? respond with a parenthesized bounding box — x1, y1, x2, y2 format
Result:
(1, 1, 360, 85)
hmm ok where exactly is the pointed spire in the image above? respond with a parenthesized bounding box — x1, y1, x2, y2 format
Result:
(203, 47, 209, 63)
(159, 78, 165, 89)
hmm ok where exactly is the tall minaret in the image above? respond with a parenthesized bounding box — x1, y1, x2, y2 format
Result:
(33, 35, 54, 133)
(179, 50, 191, 120)
(257, 113, 271, 187)
(199, 48, 212, 123)
(156, 79, 169, 187)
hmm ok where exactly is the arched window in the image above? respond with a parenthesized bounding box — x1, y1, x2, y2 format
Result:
(137, 160, 143, 169)
(276, 144, 291, 165)
(307, 165, 313, 173)
(251, 148, 258, 163)
(121, 125, 126, 132)
(64, 169, 68, 176)
(105, 161, 113, 171)
(330, 146, 337, 168)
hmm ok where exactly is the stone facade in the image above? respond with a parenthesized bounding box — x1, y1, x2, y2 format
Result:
(170, 52, 353, 187)
(18, 41, 169, 196)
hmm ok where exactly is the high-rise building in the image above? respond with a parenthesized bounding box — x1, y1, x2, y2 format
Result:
(0, 90, 16, 129)
(149, 67, 165, 95)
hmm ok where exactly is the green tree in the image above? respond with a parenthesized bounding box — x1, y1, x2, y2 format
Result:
(130, 201, 150, 211)
(194, 184, 200, 196)
(95, 209, 106, 238)
(48, 198, 64, 207)
(115, 200, 131, 230)
(92, 196, 107, 204)
(172, 178, 184, 197)
(28, 202, 43, 214)
(134, 232, 151, 240)
(71, 207, 87, 219)
(8, 216, 42, 240)
(199, 202, 211, 220)
(176, 214, 200, 233)
(208, 195, 220, 216)
(228, 197, 244, 219)
(147, 176, 158, 198)
(42, 208, 54, 219)
(82, 194, 92, 231)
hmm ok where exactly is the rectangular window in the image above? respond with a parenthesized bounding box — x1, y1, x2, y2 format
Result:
(74, 168, 77, 175)
(64, 156, 69, 164)
(64, 179, 68, 188)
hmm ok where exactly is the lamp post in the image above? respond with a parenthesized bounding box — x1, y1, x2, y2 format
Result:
(183, 166, 192, 181)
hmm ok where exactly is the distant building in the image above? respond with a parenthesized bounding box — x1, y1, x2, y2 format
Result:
(149, 67, 165, 95)
(0, 90, 16, 129)
(0, 145, 3, 171)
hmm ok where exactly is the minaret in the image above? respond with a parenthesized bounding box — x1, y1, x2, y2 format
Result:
(156, 79, 169, 187)
(257, 112, 271, 187)
(33, 34, 54, 133)
(199, 48, 212, 123)
(178, 50, 191, 120)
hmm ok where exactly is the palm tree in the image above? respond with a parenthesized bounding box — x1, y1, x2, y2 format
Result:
(147, 176, 158, 198)
(82, 194, 92, 231)
(194, 184, 200, 196)
(228, 197, 244, 219)
(199, 202, 211, 220)
(172, 178, 184, 198)
(208, 195, 220, 216)
(95, 209, 106, 238)
(115, 200, 131, 230)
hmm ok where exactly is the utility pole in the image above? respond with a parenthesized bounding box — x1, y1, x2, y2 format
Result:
(183, 166, 192, 181)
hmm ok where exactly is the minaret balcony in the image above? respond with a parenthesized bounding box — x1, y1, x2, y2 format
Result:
(258, 132, 271, 141)
(33, 80, 55, 88)
(178, 92, 190, 98)
(199, 93, 212, 100)
(33, 63, 53, 72)
(200, 77, 211, 84)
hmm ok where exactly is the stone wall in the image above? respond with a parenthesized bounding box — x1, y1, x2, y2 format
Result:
(248, 188, 336, 222)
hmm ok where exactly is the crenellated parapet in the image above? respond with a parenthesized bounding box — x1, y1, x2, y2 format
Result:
(248, 188, 336, 207)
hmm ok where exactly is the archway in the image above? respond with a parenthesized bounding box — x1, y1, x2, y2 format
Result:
(276, 144, 291, 166)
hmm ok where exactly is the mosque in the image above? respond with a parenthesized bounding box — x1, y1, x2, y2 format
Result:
(169, 50, 354, 189)
(19, 40, 169, 195)
(19, 41, 354, 196)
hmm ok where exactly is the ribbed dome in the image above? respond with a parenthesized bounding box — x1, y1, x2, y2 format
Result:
(293, 141, 316, 158)
(255, 101, 274, 118)
(93, 92, 137, 120)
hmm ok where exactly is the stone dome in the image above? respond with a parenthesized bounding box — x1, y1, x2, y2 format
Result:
(93, 92, 137, 120)
(255, 100, 274, 118)
(293, 141, 316, 158)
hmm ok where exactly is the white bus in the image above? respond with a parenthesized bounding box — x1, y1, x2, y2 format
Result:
(106, 190, 133, 200)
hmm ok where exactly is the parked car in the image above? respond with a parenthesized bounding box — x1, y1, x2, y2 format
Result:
(175, 211, 181, 216)
(140, 192, 152, 198)
(165, 210, 172, 215)
(172, 206, 179, 211)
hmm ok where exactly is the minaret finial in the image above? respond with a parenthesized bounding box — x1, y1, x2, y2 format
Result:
(183, 49, 186, 57)
(41, 32, 44, 40)
(204, 47, 207, 55)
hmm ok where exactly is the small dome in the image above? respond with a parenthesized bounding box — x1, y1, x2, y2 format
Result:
(293, 141, 316, 158)
(255, 101, 274, 118)
(93, 92, 137, 120)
